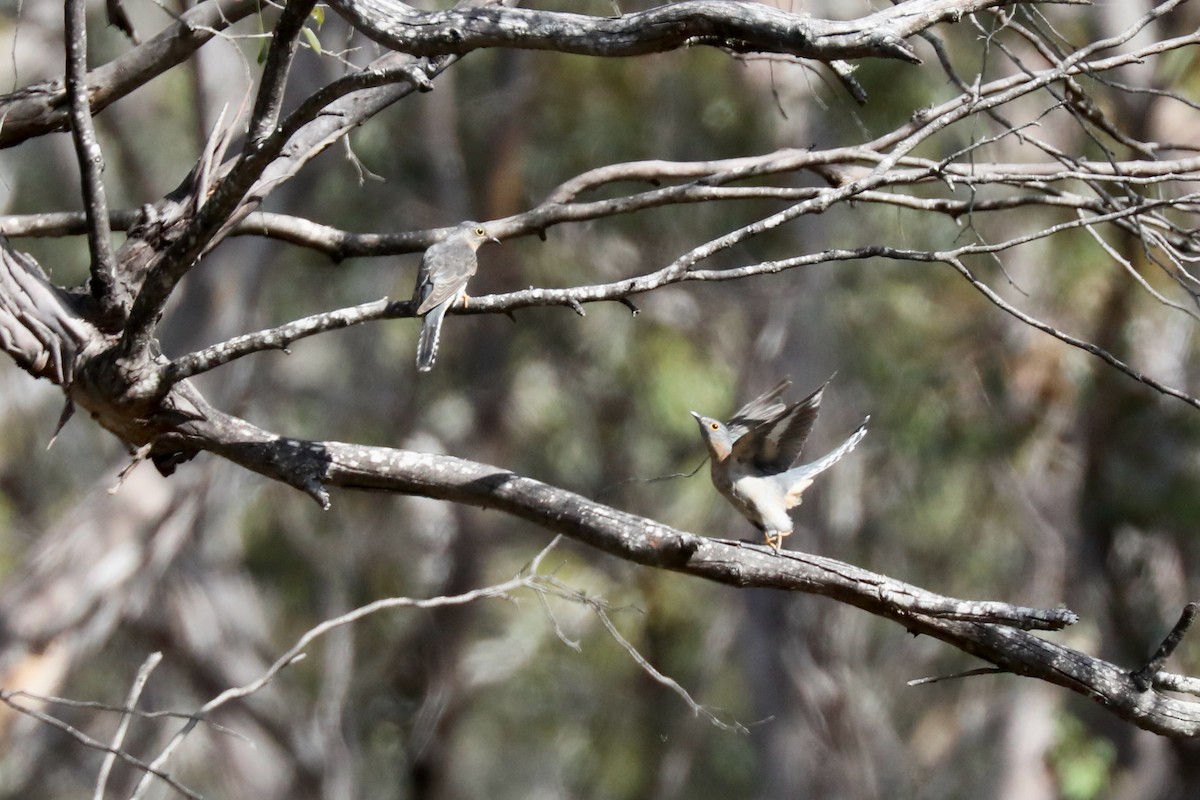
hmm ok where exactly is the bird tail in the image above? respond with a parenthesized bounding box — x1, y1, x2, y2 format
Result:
(416, 302, 449, 372)
(780, 416, 869, 506)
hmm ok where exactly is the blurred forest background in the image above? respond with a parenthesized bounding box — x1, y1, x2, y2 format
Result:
(2, 0, 1200, 797)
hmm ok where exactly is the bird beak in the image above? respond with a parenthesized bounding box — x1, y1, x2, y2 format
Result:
(689, 411, 702, 422)
(488, 235, 501, 244)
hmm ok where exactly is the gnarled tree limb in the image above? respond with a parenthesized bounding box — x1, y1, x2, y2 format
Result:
(328, 0, 1084, 62)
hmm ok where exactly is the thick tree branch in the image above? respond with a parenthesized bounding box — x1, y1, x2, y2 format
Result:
(328, 0, 1084, 63)
(181, 410, 1073, 630)
(132, 402, 1200, 737)
(245, 0, 319, 148)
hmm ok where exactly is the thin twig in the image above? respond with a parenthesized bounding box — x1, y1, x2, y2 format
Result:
(1, 689, 245, 737)
(586, 592, 747, 734)
(944, 256, 1200, 411)
(593, 458, 708, 501)
(1132, 603, 1200, 691)
(0, 690, 200, 800)
(94, 651, 163, 800)
(531, 574, 747, 733)
(908, 667, 1006, 686)
(130, 540, 562, 799)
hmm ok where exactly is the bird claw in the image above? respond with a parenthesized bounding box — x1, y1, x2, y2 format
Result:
(764, 530, 792, 553)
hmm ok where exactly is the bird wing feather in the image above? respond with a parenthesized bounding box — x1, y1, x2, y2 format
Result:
(731, 378, 831, 472)
(755, 378, 831, 471)
(416, 238, 479, 314)
(775, 416, 869, 508)
(726, 378, 790, 440)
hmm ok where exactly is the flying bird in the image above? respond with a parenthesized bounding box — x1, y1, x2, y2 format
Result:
(691, 378, 868, 551)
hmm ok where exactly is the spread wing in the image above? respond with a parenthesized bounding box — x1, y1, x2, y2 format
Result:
(762, 379, 830, 470)
(732, 378, 830, 472)
(416, 238, 479, 314)
(726, 379, 790, 441)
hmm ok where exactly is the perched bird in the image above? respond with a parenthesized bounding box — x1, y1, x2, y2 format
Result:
(691, 378, 868, 551)
(414, 222, 498, 372)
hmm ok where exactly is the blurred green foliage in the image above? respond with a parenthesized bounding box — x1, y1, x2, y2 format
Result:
(1051, 714, 1118, 800)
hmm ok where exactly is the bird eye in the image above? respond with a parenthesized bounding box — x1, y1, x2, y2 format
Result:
(474, 226, 486, 236)
(709, 422, 719, 431)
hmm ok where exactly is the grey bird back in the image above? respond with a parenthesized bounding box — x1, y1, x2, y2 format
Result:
(416, 238, 479, 315)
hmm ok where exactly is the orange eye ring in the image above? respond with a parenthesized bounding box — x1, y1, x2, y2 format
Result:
(709, 422, 720, 431)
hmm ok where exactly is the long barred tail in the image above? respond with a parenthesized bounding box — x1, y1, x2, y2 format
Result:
(781, 416, 870, 496)
(416, 302, 449, 372)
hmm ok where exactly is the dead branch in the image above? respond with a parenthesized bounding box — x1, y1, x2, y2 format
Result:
(328, 0, 1084, 62)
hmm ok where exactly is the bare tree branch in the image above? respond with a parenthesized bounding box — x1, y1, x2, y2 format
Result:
(63, 0, 119, 322)
(155, 181, 1200, 399)
(162, 298, 391, 384)
(328, 0, 1086, 62)
(1133, 604, 1199, 692)
(580, 581, 747, 733)
(943, 255, 1200, 411)
(245, 0, 319, 148)
(0, 238, 94, 385)
(93, 651, 163, 800)
(0, 210, 141, 238)
(0, 689, 201, 800)
(165, 407, 1200, 736)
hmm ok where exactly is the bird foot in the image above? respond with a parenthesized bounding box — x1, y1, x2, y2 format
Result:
(764, 530, 792, 553)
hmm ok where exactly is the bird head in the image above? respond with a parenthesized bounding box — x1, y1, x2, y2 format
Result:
(690, 412, 734, 461)
(462, 222, 501, 250)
